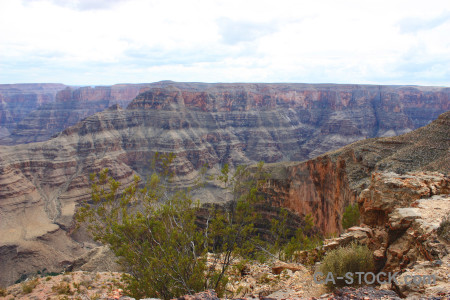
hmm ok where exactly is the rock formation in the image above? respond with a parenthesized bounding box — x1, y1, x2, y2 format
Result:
(0, 83, 448, 287)
(0, 84, 150, 144)
(0, 83, 66, 139)
(1, 83, 449, 148)
(319, 171, 449, 298)
(263, 110, 449, 234)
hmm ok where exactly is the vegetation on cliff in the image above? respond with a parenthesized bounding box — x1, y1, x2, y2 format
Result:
(437, 216, 450, 242)
(319, 242, 374, 288)
(342, 203, 360, 229)
(76, 153, 324, 299)
(75, 155, 246, 298)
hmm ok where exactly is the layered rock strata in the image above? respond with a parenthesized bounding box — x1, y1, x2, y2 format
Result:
(263, 110, 449, 234)
(2, 82, 449, 147)
(0, 84, 150, 144)
(0, 83, 66, 139)
(0, 84, 448, 286)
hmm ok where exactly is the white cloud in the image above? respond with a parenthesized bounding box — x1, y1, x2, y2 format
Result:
(0, 0, 449, 85)
(22, 0, 129, 11)
(397, 11, 450, 34)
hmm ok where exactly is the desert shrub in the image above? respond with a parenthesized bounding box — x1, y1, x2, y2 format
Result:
(268, 209, 322, 261)
(320, 242, 374, 288)
(437, 216, 450, 242)
(0, 288, 8, 296)
(76, 154, 268, 300)
(22, 278, 39, 294)
(342, 203, 360, 229)
(234, 259, 250, 277)
(79, 277, 93, 288)
(52, 282, 73, 295)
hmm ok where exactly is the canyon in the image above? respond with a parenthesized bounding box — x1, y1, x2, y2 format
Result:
(0, 84, 66, 140)
(0, 84, 152, 145)
(1, 82, 449, 147)
(263, 110, 449, 234)
(0, 82, 449, 287)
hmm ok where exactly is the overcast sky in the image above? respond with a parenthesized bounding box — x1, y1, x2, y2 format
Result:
(1, 0, 450, 86)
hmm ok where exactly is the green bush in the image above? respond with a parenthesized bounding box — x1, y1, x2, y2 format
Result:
(437, 216, 450, 242)
(268, 209, 322, 261)
(22, 278, 39, 294)
(342, 203, 360, 229)
(52, 282, 73, 295)
(76, 154, 268, 300)
(319, 242, 374, 288)
(0, 288, 8, 296)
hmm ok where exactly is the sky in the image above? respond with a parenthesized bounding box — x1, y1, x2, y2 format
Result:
(1, 0, 450, 86)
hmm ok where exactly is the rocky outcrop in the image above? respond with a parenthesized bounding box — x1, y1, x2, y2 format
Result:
(263, 158, 358, 234)
(319, 171, 449, 298)
(0, 84, 448, 287)
(263, 110, 449, 234)
(0, 83, 66, 139)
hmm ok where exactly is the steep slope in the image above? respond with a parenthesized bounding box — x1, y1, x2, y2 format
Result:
(0, 83, 66, 139)
(263, 110, 449, 234)
(0, 84, 448, 287)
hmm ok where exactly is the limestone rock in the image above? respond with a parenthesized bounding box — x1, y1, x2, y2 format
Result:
(271, 262, 307, 275)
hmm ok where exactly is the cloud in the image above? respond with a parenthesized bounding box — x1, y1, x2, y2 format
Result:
(22, 0, 128, 10)
(2, 0, 449, 86)
(397, 11, 450, 34)
(217, 17, 278, 45)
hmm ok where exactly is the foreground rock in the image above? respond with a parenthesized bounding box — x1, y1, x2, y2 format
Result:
(327, 286, 401, 300)
(0, 259, 326, 300)
(318, 171, 449, 299)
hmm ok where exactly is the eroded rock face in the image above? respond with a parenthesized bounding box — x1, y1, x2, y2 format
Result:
(2, 82, 449, 148)
(263, 110, 449, 236)
(357, 172, 449, 272)
(0, 83, 66, 139)
(0, 84, 149, 144)
(263, 157, 358, 234)
(320, 171, 449, 298)
(358, 172, 449, 228)
(0, 84, 448, 287)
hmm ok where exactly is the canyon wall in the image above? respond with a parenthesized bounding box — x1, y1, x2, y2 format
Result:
(0, 84, 150, 144)
(263, 110, 449, 234)
(1, 82, 449, 147)
(0, 83, 66, 139)
(0, 83, 448, 286)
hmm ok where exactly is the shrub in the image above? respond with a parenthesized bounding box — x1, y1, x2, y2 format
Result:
(342, 203, 360, 229)
(268, 209, 322, 261)
(437, 216, 450, 242)
(319, 242, 374, 288)
(76, 154, 268, 300)
(22, 278, 39, 294)
(52, 282, 73, 295)
(0, 288, 8, 296)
